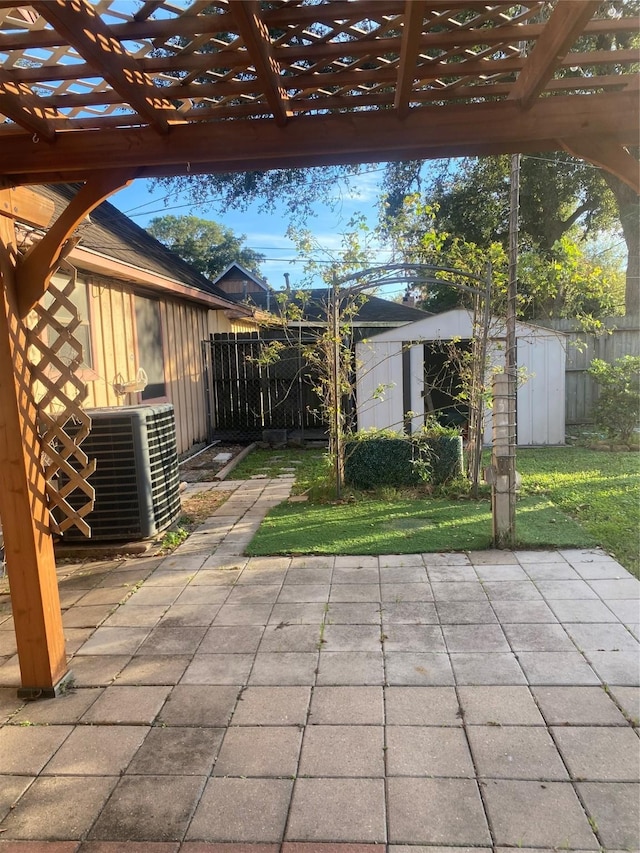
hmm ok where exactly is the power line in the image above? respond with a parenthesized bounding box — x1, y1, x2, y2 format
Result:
(587, 238, 627, 259)
(118, 164, 392, 220)
(521, 153, 604, 170)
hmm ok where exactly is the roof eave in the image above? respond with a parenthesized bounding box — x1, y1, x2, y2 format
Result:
(68, 245, 254, 313)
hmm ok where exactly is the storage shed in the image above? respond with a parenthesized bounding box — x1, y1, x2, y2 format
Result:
(356, 308, 566, 446)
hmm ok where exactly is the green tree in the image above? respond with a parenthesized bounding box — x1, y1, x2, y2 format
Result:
(599, 165, 640, 316)
(518, 237, 625, 325)
(588, 356, 640, 443)
(146, 214, 264, 279)
(152, 154, 637, 312)
(415, 154, 617, 254)
(385, 192, 625, 328)
(386, 167, 626, 323)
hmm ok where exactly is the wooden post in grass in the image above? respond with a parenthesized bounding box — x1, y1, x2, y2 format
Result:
(491, 372, 516, 547)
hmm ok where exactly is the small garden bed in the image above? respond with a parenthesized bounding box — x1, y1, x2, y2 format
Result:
(179, 443, 247, 481)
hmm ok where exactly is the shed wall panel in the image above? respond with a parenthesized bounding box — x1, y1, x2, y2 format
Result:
(357, 309, 565, 446)
(357, 341, 404, 432)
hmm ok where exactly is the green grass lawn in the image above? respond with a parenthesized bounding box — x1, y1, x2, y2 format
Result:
(236, 445, 639, 576)
(232, 447, 329, 496)
(516, 447, 639, 577)
(246, 495, 594, 556)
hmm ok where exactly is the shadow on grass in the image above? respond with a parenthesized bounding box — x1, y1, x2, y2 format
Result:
(247, 496, 596, 556)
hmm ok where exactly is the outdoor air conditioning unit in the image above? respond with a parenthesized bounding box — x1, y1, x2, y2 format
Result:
(58, 403, 181, 542)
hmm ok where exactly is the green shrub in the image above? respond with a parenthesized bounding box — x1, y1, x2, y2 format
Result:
(417, 435, 464, 485)
(588, 356, 640, 443)
(344, 421, 464, 489)
(344, 438, 421, 489)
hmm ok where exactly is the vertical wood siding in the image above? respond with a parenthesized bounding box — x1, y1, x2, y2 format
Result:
(42, 272, 239, 456)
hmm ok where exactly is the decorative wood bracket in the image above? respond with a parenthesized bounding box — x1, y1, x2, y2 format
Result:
(16, 171, 136, 317)
(561, 138, 640, 194)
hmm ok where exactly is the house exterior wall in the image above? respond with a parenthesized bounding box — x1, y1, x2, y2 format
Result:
(355, 309, 566, 446)
(208, 311, 255, 335)
(215, 269, 266, 295)
(36, 269, 242, 456)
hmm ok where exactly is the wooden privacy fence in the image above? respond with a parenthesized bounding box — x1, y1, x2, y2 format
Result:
(202, 332, 326, 442)
(544, 316, 640, 425)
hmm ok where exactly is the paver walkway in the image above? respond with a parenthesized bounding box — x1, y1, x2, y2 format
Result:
(0, 477, 638, 852)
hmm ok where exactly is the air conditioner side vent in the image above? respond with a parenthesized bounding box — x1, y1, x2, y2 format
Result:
(57, 403, 181, 542)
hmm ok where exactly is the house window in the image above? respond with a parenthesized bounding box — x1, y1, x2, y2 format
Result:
(135, 296, 166, 400)
(42, 272, 93, 371)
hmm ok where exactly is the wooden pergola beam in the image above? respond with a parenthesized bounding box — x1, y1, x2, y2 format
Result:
(9, 44, 638, 88)
(509, 0, 601, 108)
(227, 0, 290, 127)
(395, 0, 427, 119)
(0, 70, 58, 142)
(34, 71, 633, 112)
(32, 0, 182, 135)
(1, 91, 636, 183)
(262, 0, 519, 26)
(0, 183, 55, 227)
(561, 138, 640, 194)
(0, 12, 225, 50)
(2, 16, 634, 60)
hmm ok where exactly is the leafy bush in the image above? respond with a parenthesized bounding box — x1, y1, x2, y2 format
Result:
(416, 434, 464, 485)
(344, 438, 421, 489)
(588, 356, 640, 443)
(413, 416, 464, 486)
(344, 422, 463, 489)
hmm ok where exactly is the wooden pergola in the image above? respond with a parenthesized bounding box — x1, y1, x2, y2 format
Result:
(0, 0, 638, 696)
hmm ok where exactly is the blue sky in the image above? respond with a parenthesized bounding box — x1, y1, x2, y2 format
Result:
(110, 168, 404, 296)
(108, 158, 626, 302)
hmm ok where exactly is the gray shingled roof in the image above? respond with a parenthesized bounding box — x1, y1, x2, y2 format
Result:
(39, 184, 231, 300)
(225, 288, 431, 324)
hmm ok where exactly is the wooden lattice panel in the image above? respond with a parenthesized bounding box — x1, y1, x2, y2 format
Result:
(27, 270, 95, 537)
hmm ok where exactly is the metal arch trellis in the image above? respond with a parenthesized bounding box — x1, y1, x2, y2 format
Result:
(323, 262, 494, 499)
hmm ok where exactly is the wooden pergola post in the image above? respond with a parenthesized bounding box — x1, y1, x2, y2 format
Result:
(0, 199, 68, 698)
(0, 177, 132, 697)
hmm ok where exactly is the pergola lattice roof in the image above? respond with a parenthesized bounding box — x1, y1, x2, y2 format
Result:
(0, 0, 638, 185)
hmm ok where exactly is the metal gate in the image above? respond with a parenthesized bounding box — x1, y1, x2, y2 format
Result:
(202, 332, 326, 441)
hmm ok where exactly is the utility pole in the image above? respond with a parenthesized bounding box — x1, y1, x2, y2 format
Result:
(505, 152, 521, 545)
(491, 154, 520, 547)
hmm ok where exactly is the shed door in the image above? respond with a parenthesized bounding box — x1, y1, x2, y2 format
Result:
(517, 337, 565, 445)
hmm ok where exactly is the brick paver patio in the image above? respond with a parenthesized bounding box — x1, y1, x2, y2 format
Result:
(0, 477, 638, 851)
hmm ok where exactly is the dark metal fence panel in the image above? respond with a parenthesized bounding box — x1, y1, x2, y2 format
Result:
(203, 332, 326, 441)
